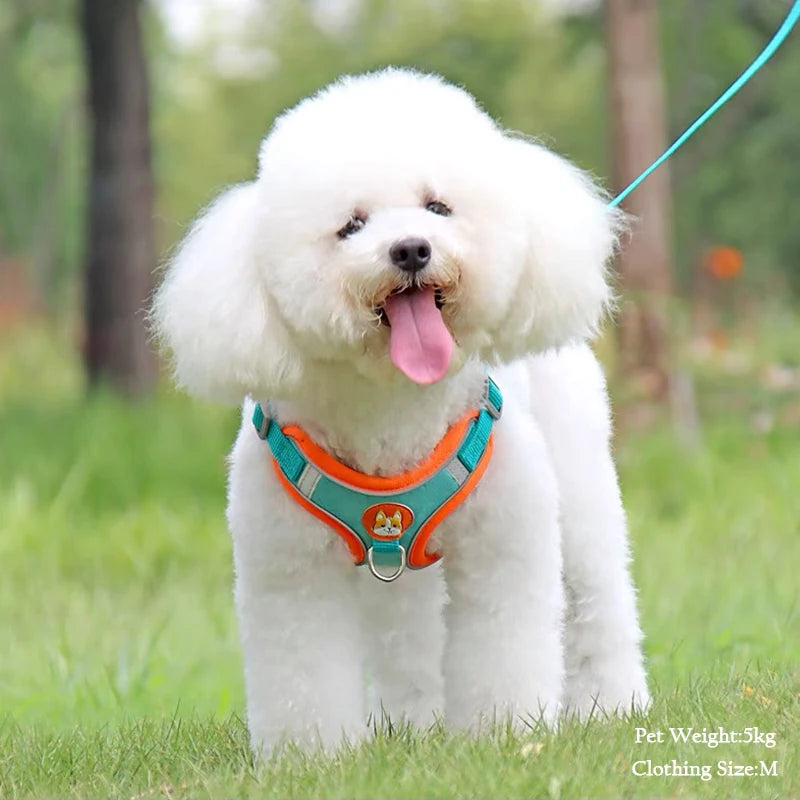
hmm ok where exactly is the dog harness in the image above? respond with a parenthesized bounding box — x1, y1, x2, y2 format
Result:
(252, 377, 502, 582)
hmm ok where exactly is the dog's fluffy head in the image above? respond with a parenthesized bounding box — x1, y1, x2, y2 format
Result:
(153, 68, 621, 402)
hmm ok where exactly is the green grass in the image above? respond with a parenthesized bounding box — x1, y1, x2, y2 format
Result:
(1, 686, 796, 799)
(1, 321, 799, 798)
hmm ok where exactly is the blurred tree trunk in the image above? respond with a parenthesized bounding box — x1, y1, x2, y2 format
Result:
(81, 0, 156, 394)
(606, 0, 673, 400)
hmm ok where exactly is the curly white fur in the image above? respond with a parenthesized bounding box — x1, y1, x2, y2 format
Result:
(152, 68, 649, 756)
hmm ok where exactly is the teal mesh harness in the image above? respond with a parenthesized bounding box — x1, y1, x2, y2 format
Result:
(252, 377, 502, 581)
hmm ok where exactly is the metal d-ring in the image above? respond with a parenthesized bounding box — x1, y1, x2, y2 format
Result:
(367, 544, 407, 582)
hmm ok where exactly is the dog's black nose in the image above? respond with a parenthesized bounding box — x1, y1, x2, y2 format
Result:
(389, 237, 431, 272)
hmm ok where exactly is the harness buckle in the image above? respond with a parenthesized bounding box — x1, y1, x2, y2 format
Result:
(367, 544, 407, 582)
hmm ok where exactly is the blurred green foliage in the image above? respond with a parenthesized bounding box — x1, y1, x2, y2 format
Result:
(0, 0, 84, 304)
(0, 0, 798, 306)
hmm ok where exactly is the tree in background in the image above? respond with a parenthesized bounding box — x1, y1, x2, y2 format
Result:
(605, 0, 673, 398)
(81, 0, 156, 394)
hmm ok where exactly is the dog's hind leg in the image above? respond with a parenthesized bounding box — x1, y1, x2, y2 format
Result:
(527, 345, 650, 718)
(357, 563, 445, 729)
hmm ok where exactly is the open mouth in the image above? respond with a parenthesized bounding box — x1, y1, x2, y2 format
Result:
(375, 285, 454, 385)
(378, 287, 444, 326)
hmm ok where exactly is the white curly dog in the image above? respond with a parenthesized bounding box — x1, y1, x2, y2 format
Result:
(153, 68, 649, 756)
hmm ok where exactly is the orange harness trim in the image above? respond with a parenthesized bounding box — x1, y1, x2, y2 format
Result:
(253, 377, 502, 581)
(271, 413, 494, 568)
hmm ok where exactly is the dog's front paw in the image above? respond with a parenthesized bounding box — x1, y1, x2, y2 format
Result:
(564, 658, 650, 720)
(565, 687, 651, 720)
(248, 717, 368, 761)
(447, 690, 563, 735)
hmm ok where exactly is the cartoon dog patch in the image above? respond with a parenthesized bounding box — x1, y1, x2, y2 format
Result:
(362, 504, 414, 541)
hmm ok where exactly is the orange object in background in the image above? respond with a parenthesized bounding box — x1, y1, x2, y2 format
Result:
(708, 329, 730, 351)
(706, 245, 744, 280)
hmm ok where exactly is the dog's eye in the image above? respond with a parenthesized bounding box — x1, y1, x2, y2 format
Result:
(425, 200, 452, 217)
(337, 215, 367, 239)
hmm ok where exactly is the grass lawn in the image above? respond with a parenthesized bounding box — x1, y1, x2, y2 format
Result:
(1, 322, 799, 798)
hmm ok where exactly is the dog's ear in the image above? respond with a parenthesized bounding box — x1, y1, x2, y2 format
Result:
(490, 137, 623, 360)
(152, 182, 301, 403)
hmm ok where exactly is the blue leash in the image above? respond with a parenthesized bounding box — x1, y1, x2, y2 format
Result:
(609, 0, 800, 208)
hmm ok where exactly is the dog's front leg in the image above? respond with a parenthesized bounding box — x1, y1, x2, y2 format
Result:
(228, 429, 365, 758)
(441, 415, 564, 731)
(232, 537, 365, 757)
(358, 564, 445, 728)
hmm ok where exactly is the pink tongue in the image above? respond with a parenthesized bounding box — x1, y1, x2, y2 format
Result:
(384, 287, 454, 384)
